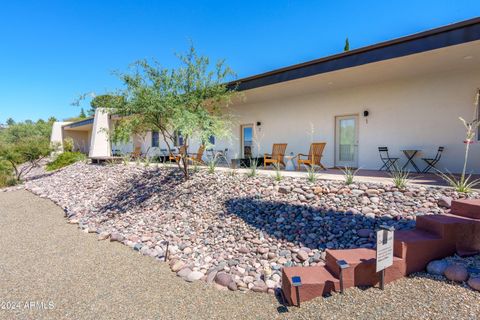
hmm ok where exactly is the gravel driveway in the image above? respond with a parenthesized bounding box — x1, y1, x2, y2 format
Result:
(0, 190, 478, 320)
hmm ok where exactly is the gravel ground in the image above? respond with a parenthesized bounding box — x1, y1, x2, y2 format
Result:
(1, 189, 479, 319)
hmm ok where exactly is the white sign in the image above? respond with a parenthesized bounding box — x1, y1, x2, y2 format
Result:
(376, 229, 394, 272)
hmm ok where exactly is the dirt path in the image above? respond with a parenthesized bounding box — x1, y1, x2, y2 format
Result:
(0, 190, 478, 320)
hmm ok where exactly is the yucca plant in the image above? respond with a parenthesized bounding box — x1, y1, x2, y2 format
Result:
(246, 158, 259, 178)
(272, 163, 283, 181)
(206, 155, 218, 174)
(437, 90, 480, 193)
(305, 165, 318, 183)
(390, 166, 410, 189)
(122, 154, 130, 166)
(341, 166, 359, 185)
(437, 170, 480, 193)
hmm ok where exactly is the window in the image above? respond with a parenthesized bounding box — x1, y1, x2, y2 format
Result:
(151, 131, 159, 147)
(174, 131, 184, 147)
(208, 135, 215, 145)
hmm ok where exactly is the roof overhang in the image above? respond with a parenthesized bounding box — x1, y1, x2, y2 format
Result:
(63, 118, 94, 131)
(230, 17, 480, 92)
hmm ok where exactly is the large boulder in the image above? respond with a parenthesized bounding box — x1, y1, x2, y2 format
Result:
(444, 265, 469, 282)
(215, 272, 233, 287)
(438, 196, 452, 208)
(467, 277, 480, 291)
(426, 260, 450, 276)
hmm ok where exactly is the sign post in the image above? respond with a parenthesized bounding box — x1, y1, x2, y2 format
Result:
(376, 225, 395, 290)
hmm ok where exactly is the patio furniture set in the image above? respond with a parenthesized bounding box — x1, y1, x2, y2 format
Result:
(378, 146, 444, 173)
(164, 142, 327, 171)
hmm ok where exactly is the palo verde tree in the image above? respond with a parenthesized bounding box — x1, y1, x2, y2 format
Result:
(104, 46, 239, 180)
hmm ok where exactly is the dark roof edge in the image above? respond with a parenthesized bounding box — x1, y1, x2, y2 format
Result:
(63, 117, 94, 128)
(229, 17, 480, 91)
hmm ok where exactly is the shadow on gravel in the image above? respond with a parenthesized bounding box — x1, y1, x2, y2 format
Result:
(96, 167, 189, 216)
(223, 196, 415, 251)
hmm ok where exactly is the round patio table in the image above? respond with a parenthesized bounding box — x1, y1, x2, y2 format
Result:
(401, 149, 421, 173)
(284, 155, 296, 171)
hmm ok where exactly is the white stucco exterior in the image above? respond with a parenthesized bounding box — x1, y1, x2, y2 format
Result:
(51, 37, 480, 173)
(88, 108, 112, 158)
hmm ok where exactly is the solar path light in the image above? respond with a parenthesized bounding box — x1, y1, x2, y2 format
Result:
(291, 276, 302, 307)
(336, 259, 350, 294)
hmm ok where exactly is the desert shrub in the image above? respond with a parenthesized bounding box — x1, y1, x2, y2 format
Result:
(63, 137, 74, 152)
(0, 160, 16, 187)
(46, 152, 86, 171)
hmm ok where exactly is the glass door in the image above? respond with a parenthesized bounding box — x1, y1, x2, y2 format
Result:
(241, 124, 253, 158)
(335, 115, 359, 168)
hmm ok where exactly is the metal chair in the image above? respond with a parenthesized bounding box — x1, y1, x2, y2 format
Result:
(378, 147, 399, 171)
(421, 147, 444, 173)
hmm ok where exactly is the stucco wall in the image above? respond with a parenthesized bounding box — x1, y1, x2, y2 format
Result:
(217, 68, 480, 173)
(63, 130, 90, 153)
(116, 68, 479, 173)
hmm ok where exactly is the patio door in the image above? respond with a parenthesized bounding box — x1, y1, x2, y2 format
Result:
(241, 124, 253, 158)
(335, 115, 359, 168)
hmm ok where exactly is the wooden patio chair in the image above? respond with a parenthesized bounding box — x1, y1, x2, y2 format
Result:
(296, 142, 327, 170)
(131, 146, 142, 159)
(264, 143, 287, 168)
(169, 145, 187, 163)
(187, 145, 206, 165)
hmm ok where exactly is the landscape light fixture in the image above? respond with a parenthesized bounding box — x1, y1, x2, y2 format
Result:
(291, 276, 302, 308)
(336, 259, 350, 294)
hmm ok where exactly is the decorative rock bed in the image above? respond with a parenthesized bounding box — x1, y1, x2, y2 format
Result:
(427, 255, 480, 291)
(24, 162, 479, 293)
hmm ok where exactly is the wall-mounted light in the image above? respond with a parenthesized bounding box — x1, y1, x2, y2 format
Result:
(363, 110, 370, 124)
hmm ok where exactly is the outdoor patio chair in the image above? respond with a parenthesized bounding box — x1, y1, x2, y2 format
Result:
(187, 145, 206, 165)
(169, 145, 187, 163)
(264, 143, 287, 168)
(378, 146, 399, 171)
(296, 142, 327, 170)
(131, 146, 142, 159)
(421, 146, 444, 173)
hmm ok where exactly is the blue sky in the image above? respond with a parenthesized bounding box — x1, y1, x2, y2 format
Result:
(0, 1, 479, 123)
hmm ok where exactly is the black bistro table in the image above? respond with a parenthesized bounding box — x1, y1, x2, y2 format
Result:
(401, 149, 421, 173)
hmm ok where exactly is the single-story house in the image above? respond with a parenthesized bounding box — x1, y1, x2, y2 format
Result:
(51, 17, 480, 173)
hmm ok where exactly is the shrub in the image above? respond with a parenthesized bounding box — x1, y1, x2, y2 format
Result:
(0, 161, 17, 187)
(46, 152, 86, 171)
(63, 137, 74, 152)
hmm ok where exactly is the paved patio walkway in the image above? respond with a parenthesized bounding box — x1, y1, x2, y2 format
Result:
(1, 189, 478, 319)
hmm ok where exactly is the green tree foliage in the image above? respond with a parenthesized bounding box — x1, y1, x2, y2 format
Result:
(89, 94, 124, 116)
(102, 46, 239, 179)
(344, 37, 350, 52)
(0, 118, 54, 184)
(79, 108, 87, 118)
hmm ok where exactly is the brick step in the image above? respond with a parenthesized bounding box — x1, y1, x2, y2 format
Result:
(325, 248, 405, 287)
(451, 199, 480, 219)
(282, 265, 339, 305)
(393, 229, 452, 274)
(415, 214, 480, 257)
